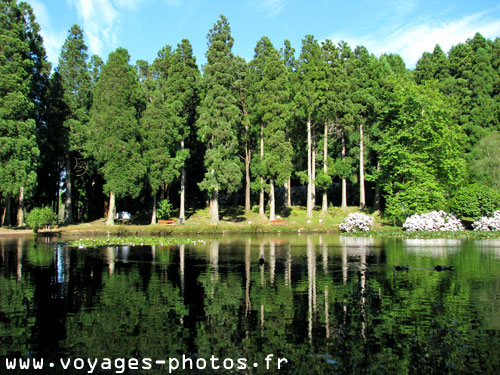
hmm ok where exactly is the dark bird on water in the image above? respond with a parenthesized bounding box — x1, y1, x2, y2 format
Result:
(434, 265, 455, 271)
(395, 265, 409, 271)
(259, 256, 265, 265)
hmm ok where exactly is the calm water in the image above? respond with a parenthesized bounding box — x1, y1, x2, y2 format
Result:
(1, 234, 500, 374)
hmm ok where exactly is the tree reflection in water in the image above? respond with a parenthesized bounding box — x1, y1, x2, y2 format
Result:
(0, 234, 499, 374)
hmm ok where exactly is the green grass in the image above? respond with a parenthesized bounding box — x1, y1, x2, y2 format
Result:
(59, 205, 386, 235)
(52, 205, 498, 238)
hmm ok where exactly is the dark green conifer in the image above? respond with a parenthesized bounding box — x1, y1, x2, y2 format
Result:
(196, 15, 242, 224)
(0, 0, 42, 226)
(88, 48, 145, 225)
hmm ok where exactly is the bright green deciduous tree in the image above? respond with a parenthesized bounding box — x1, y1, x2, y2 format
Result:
(378, 80, 467, 224)
(197, 15, 242, 224)
(88, 48, 146, 225)
(469, 132, 500, 190)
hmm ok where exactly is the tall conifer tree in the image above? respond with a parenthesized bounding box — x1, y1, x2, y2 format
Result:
(142, 40, 199, 224)
(233, 55, 253, 214)
(250, 36, 292, 220)
(0, 0, 42, 226)
(281, 40, 297, 209)
(88, 48, 145, 225)
(197, 15, 242, 224)
(57, 24, 92, 223)
(295, 35, 327, 218)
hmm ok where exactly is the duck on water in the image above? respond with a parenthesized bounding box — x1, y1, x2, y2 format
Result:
(434, 265, 454, 271)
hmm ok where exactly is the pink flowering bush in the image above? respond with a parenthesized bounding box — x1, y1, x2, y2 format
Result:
(339, 213, 374, 233)
(472, 211, 500, 231)
(403, 211, 464, 232)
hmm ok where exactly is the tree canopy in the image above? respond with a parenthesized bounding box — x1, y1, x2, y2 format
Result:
(1, 9, 500, 226)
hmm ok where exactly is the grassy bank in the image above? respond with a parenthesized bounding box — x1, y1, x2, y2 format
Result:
(56, 206, 394, 236)
(3, 206, 500, 239)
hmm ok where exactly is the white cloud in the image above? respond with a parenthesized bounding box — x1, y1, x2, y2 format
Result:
(68, 0, 148, 58)
(386, 0, 418, 17)
(27, 0, 66, 67)
(247, 0, 285, 17)
(164, 0, 183, 6)
(327, 11, 500, 68)
(262, 0, 284, 16)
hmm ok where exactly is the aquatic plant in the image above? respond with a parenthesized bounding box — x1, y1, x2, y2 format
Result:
(67, 236, 204, 248)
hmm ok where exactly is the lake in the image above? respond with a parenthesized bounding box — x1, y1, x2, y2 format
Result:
(0, 234, 499, 374)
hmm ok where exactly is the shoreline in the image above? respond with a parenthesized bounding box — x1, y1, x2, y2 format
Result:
(2, 224, 500, 240)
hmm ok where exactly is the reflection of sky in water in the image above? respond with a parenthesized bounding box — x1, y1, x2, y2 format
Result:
(339, 236, 374, 256)
(474, 240, 500, 258)
(402, 239, 461, 257)
(117, 246, 130, 263)
(56, 244, 65, 284)
(339, 236, 375, 247)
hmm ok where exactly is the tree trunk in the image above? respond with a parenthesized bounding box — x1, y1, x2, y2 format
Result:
(269, 179, 276, 221)
(373, 161, 381, 211)
(2, 194, 11, 227)
(106, 192, 116, 226)
(151, 192, 157, 224)
(287, 176, 292, 207)
(284, 181, 289, 211)
(287, 135, 292, 208)
(210, 189, 219, 225)
(307, 116, 313, 218)
(259, 182, 265, 217)
(17, 186, 24, 227)
(245, 146, 251, 213)
(312, 138, 316, 208)
(259, 124, 265, 217)
(64, 154, 73, 224)
(56, 166, 60, 222)
(359, 120, 366, 209)
(180, 140, 186, 223)
(341, 134, 347, 210)
(322, 120, 328, 214)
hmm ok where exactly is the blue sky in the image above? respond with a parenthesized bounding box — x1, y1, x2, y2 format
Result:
(27, 0, 500, 70)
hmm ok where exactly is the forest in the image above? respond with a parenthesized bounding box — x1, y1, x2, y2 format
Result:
(1, 0, 500, 227)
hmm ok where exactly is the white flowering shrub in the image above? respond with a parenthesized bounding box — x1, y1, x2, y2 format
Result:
(339, 213, 374, 233)
(472, 211, 500, 231)
(403, 211, 464, 232)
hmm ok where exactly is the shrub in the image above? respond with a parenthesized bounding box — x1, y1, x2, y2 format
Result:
(449, 184, 500, 219)
(26, 207, 57, 230)
(157, 199, 173, 220)
(403, 211, 464, 232)
(472, 211, 500, 231)
(384, 181, 448, 225)
(339, 213, 374, 233)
